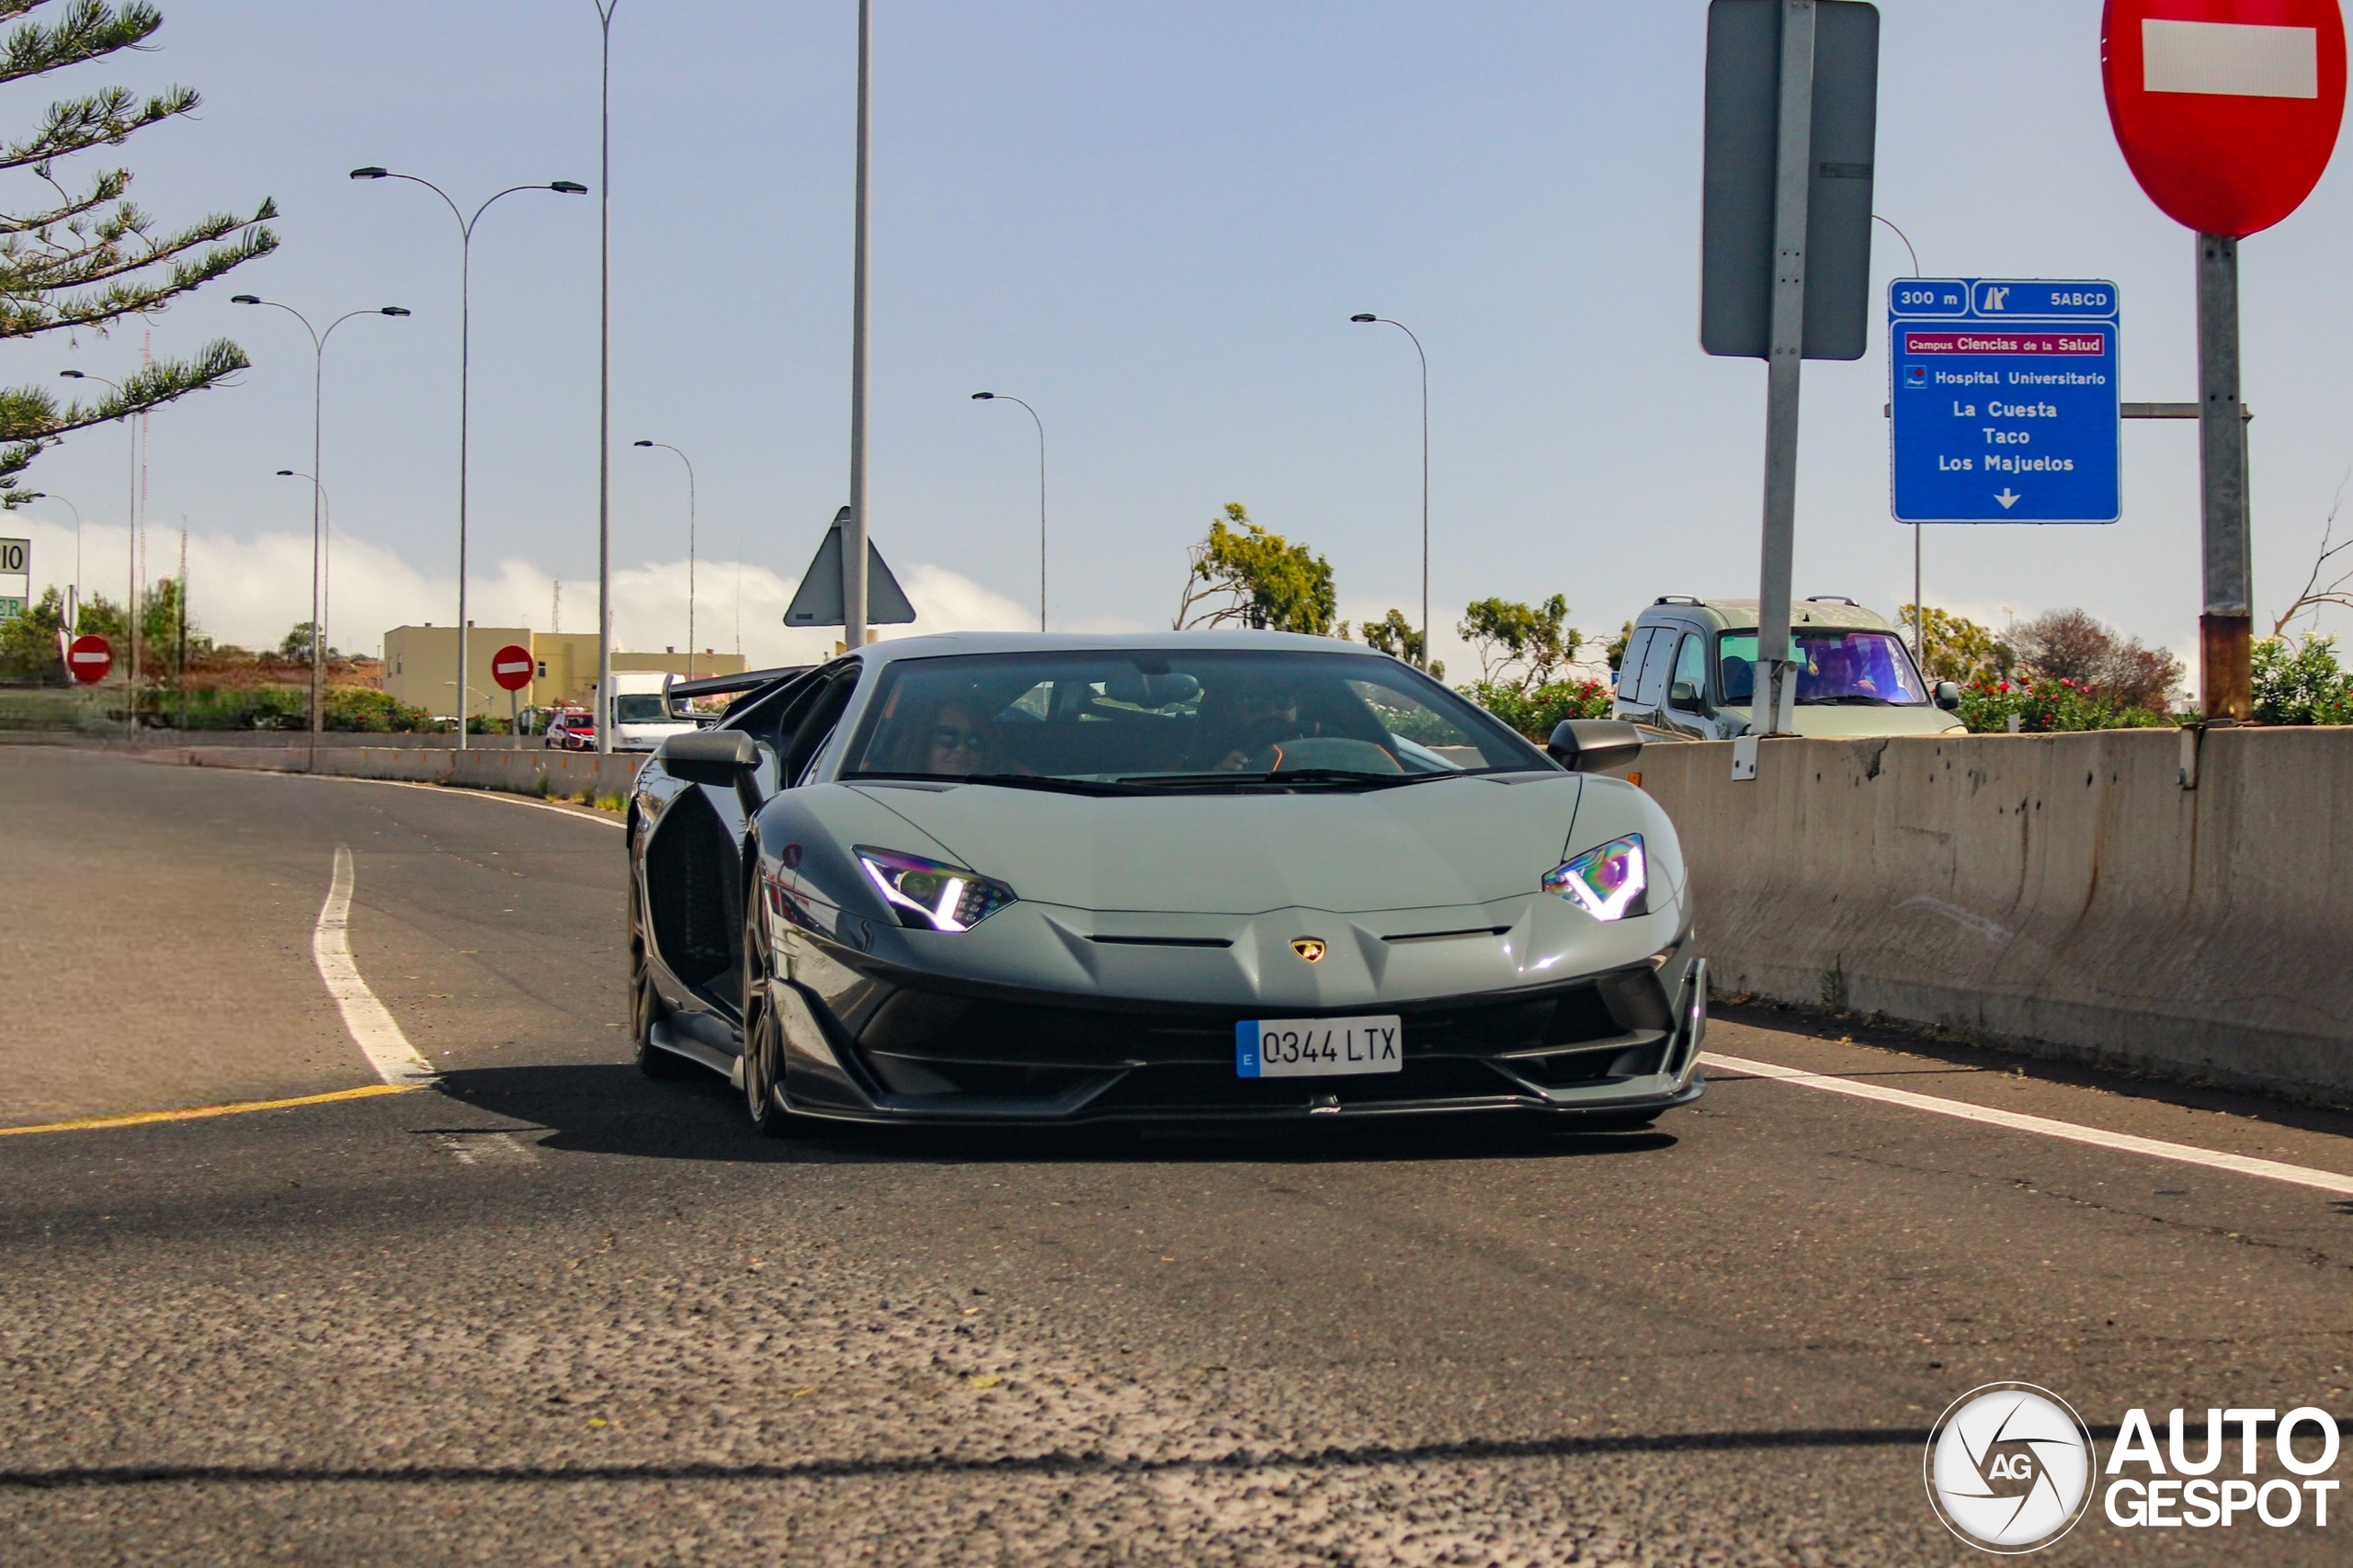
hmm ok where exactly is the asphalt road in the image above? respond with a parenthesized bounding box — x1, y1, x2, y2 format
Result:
(3, 746, 2349, 1565)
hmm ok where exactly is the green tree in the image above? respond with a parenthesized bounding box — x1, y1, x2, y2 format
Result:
(278, 619, 334, 662)
(0, 1, 278, 502)
(0, 579, 63, 676)
(1604, 619, 1633, 672)
(1457, 594, 1576, 695)
(1901, 605, 2016, 686)
(1172, 503, 1338, 635)
(1358, 607, 1441, 677)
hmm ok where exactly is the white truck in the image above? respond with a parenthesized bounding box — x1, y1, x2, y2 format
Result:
(608, 671, 699, 752)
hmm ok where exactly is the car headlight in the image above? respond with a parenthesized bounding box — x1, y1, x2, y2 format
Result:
(854, 846, 1017, 932)
(1542, 834, 1648, 921)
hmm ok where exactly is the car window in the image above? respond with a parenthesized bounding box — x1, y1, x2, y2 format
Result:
(1616, 628, 1656, 701)
(1670, 633, 1709, 711)
(613, 694, 670, 723)
(840, 648, 1546, 787)
(1717, 630, 1927, 707)
(1632, 626, 1679, 709)
(782, 667, 862, 784)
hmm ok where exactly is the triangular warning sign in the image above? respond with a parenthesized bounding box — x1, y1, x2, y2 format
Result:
(782, 506, 917, 628)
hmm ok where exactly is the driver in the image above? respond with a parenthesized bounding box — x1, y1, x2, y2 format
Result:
(1196, 676, 1313, 772)
(1807, 642, 1878, 700)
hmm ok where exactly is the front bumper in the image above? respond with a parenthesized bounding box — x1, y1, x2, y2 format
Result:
(768, 939, 1709, 1127)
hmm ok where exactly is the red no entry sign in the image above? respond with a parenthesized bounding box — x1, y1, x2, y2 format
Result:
(2104, 0, 2349, 236)
(490, 644, 536, 693)
(66, 633, 111, 685)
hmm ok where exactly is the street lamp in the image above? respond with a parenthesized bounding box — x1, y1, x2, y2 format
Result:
(971, 392, 1047, 633)
(275, 469, 334, 691)
(233, 295, 407, 770)
(59, 369, 136, 733)
(632, 440, 699, 678)
(350, 165, 586, 749)
(591, 2, 620, 757)
(1349, 314, 1431, 670)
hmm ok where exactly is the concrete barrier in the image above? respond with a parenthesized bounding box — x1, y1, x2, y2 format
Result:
(176, 744, 645, 801)
(1636, 727, 2353, 1103)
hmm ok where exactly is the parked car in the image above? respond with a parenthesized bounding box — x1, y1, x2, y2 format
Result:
(1615, 597, 1964, 741)
(546, 710, 597, 751)
(626, 632, 1708, 1135)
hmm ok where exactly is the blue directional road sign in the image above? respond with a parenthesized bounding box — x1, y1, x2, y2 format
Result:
(1889, 278, 2120, 524)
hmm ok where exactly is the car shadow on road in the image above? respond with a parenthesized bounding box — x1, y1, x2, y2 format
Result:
(430, 1062, 1681, 1168)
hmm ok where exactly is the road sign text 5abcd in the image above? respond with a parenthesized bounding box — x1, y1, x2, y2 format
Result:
(1890, 279, 2121, 525)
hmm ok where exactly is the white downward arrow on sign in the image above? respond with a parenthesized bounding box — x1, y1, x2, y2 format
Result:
(1995, 489, 2021, 510)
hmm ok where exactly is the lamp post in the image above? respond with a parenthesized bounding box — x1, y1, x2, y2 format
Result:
(844, 0, 873, 653)
(1873, 214, 1927, 664)
(233, 296, 408, 770)
(59, 369, 134, 732)
(1349, 313, 1430, 669)
(276, 470, 335, 740)
(350, 166, 585, 747)
(632, 440, 698, 677)
(970, 392, 1046, 632)
(21, 493, 81, 630)
(591, 2, 620, 754)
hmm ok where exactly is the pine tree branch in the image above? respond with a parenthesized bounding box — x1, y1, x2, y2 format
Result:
(0, 335, 246, 495)
(0, 202, 276, 336)
(0, 162, 128, 232)
(0, 81, 193, 170)
(0, 2, 165, 90)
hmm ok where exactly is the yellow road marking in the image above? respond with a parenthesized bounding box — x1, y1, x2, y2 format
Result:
(0, 1083, 422, 1138)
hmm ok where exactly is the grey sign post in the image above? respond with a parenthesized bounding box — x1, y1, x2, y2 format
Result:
(1702, 0, 1880, 769)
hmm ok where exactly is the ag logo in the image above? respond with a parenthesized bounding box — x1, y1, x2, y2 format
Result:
(1290, 937, 1327, 963)
(1925, 1383, 2096, 1553)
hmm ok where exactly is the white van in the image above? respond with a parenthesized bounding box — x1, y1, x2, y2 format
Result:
(608, 671, 699, 752)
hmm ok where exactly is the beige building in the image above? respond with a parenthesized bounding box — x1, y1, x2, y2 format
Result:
(382, 625, 746, 718)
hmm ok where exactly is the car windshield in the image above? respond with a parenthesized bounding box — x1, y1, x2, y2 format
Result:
(841, 648, 1547, 789)
(1717, 630, 1927, 707)
(613, 694, 672, 723)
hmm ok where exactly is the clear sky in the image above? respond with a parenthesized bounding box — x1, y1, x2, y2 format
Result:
(14, 1, 2353, 676)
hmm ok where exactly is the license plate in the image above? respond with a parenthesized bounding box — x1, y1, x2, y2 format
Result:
(1235, 1016, 1404, 1078)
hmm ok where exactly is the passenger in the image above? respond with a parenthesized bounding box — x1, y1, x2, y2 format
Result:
(923, 699, 994, 778)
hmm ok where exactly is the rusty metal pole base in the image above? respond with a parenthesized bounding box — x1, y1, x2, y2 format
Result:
(2200, 612, 2253, 722)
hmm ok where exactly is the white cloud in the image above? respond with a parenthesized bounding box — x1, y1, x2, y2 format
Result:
(6, 517, 1034, 665)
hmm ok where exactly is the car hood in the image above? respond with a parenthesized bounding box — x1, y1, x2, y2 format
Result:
(1722, 703, 1965, 738)
(842, 773, 1586, 915)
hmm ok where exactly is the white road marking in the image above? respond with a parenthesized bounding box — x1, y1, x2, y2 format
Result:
(1702, 1051, 2353, 1199)
(256, 769, 626, 828)
(313, 846, 438, 1087)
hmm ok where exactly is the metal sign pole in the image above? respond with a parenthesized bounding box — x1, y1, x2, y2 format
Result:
(2195, 232, 2252, 722)
(1753, 0, 1817, 739)
(842, 0, 872, 654)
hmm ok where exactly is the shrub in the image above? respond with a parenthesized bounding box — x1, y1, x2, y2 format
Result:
(324, 687, 435, 733)
(1956, 676, 2174, 733)
(2251, 636, 2353, 725)
(1465, 677, 1614, 742)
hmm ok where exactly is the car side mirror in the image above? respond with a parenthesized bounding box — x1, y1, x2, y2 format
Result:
(659, 728, 758, 785)
(1934, 680, 1961, 712)
(1547, 719, 1644, 774)
(1669, 679, 1701, 710)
